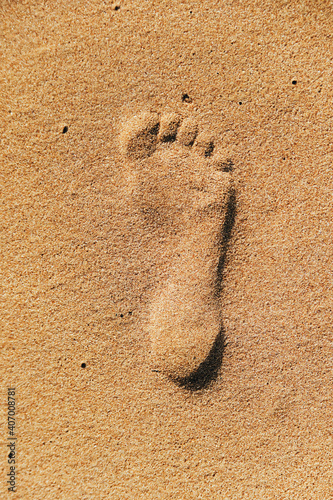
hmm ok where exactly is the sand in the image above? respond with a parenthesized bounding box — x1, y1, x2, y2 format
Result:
(1, 0, 333, 498)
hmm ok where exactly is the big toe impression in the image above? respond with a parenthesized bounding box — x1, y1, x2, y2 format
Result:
(120, 112, 160, 160)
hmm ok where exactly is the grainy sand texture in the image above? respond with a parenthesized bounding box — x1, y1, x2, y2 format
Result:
(1, 0, 333, 499)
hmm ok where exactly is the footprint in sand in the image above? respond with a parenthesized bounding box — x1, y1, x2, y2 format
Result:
(119, 112, 233, 384)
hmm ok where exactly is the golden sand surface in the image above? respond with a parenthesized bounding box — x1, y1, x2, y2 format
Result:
(1, 1, 333, 498)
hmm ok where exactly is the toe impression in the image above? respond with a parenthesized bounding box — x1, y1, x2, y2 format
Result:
(158, 113, 182, 142)
(120, 112, 160, 160)
(177, 117, 198, 146)
(193, 132, 215, 157)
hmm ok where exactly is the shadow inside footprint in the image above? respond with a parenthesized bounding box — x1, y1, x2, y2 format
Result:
(175, 327, 226, 391)
(217, 186, 237, 294)
(174, 189, 237, 391)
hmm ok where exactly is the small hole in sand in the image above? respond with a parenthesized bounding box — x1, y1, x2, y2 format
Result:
(182, 93, 192, 103)
(114, 5, 120, 10)
(81, 363, 86, 368)
(292, 80, 297, 85)
(239, 101, 242, 105)
(120, 313, 124, 318)
(62, 126, 68, 133)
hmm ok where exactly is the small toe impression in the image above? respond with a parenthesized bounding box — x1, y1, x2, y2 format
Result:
(177, 117, 198, 146)
(210, 155, 234, 172)
(158, 113, 182, 142)
(193, 132, 215, 157)
(120, 112, 160, 160)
